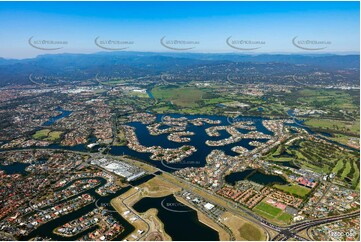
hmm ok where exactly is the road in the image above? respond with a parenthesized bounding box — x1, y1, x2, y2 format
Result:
(113, 156, 361, 241)
(272, 211, 360, 241)
(149, 165, 275, 239)
(1, 148, 359, 241)
(119, 188, 151, 241)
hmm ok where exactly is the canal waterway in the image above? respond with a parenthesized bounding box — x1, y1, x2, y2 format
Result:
(43, 107, 72, 126)
(20, 178, 134, 241)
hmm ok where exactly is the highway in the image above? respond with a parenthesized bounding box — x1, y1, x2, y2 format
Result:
(1, 148, 359, 241)
(272, 211, 360, 241)
(120, 156, 361, 241)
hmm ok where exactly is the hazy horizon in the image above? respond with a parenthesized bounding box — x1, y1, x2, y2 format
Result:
(0, 1, 359, 58)
(1, 50, 360, 61)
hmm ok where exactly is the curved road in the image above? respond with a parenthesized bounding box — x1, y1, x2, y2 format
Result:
(1, 148, 359, 241)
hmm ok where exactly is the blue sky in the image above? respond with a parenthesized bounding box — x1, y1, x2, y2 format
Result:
(0, 1, 359, 58)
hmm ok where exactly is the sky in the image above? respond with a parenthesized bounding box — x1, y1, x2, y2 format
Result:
(0, 1, 359, 59)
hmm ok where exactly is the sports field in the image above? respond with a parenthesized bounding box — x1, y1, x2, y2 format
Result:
(253, 202, 282, 217)
(273, 184, 311, 198)
(253, 201, 293, 225)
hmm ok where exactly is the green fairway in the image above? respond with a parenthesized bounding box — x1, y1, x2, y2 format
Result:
(332, 159, 345, 174)
(264, 138, 360, 189)
(341, 161, 352, 180)
(351, 162, 360, 188)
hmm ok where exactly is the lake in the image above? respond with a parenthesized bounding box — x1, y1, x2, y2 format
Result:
(248, 171, 288, 185)
(0, 162, 30, 175)
(133, 194, 219, 241)
(225, 169, 288, 186)
(224, 169, 254, 185)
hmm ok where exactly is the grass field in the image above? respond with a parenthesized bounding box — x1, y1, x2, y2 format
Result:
(33, 129, 51, 139)
(253, 202, 282, 217)
(129, 91, 149, 98)
(273, 184, 311, 198)
(99, 79, 125, 85)
(113, 128, 127, 146)
(32, 129, 63, 141)
(46, 131, 63, 141)
(152, 86, 205, 107)
(238, 223, 263, 241)
(277, 213, 293, 223)
(296, 89, 358, 113)
(253, 201, 293, 225)
(148, 85, 361, 120)
(304, 118, 359, 135)
(221, 212, 266, 241)
(329, 134, 360, 147)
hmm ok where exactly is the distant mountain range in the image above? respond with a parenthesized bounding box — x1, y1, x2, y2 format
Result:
(0, 52, 359, 86)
